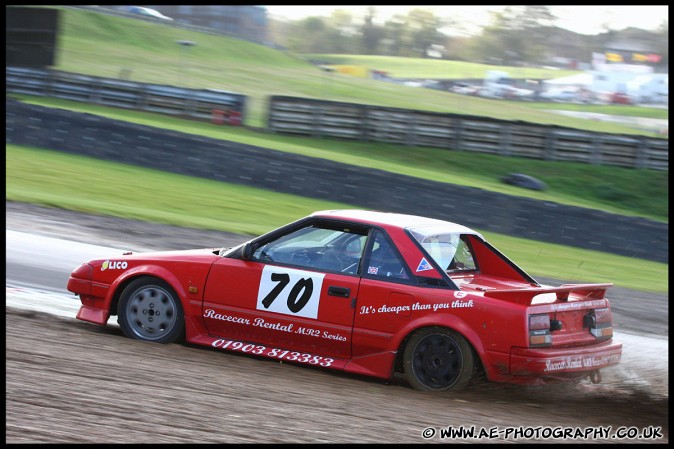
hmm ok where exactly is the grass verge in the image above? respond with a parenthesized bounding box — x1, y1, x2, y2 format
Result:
(13, 95, 669, 222)
(6, 144, 668, 293)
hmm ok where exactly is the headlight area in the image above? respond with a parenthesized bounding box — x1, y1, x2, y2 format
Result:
(67, 263, 94, 296)
(67, 263, 111, 325)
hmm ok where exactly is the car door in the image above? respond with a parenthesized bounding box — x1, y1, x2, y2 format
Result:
(352, 229, 418, 345)
(201, 222, 367, 360)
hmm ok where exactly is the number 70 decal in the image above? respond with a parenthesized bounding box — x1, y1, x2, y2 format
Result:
(256, 265, 325, 319)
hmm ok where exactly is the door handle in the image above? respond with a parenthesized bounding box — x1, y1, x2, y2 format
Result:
(328, 286, 350, 298)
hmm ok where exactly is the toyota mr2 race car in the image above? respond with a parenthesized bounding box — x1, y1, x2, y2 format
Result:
(67, 210, 622, 391)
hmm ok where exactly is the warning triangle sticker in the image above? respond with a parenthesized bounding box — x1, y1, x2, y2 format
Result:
(416, 257, 433, 272)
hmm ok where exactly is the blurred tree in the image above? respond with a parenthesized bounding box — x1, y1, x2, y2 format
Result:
(443, 35, 471, 61)
(404, 9, 446, 58)
(380, 15, 406, 56)
(267, 7, 666, 73)
(286, 17, 330, 53)
(472, 6, 557, 65)
(361, 7, 384, 55)
(653, 21, 668, 68)
(326, 9, 360, 53)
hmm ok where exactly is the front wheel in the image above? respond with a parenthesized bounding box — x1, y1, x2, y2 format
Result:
(403, 327, 474, 391)
(117, 277, 184, 343)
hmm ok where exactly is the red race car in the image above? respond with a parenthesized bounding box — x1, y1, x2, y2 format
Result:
(67, 210, 622, 391)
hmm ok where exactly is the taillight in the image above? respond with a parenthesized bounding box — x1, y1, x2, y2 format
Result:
(529, 314, 552, 346)
(584, 308, 613, 338)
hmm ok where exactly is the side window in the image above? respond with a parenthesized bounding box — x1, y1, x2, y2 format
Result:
(447, 238, 476, 272)
(252, 225, 366, 274)
(365, 230, 409, 280)
(419, 233, 476, 272)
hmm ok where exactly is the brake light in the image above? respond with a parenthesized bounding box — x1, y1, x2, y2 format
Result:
(594, 307, 611, 323)
(528, 314, 551, 346)
(584, 308, 613, 338)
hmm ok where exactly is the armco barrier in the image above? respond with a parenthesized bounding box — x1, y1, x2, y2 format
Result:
(7, 67, 667, 169)
(267, 96, 668, 171)
(6, 66, 246, 125)
(5, 99, 668, 263)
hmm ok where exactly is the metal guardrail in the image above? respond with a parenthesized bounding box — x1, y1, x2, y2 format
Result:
(6, 66, 246, 125)
(267, 96, 668, 171)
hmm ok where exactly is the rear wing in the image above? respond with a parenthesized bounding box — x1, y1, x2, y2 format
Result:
(483, 283, 613, 305)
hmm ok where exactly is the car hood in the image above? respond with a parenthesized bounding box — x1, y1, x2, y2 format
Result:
(86, 248, 222, 267)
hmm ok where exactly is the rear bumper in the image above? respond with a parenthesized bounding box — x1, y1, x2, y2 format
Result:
(510, 339, 622, 378)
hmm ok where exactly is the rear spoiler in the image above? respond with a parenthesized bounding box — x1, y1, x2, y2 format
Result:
(483, 283, 613, 305)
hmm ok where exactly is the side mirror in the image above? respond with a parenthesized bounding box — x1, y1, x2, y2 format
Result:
(241, 241, 254, 260)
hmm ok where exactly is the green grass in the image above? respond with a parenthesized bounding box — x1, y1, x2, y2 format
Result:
(45, 7, 666, 137)
(6, 145, 352, 235)
(525, 102, 668, 120)
(6, 145, 668, 294)
(306, 54, 583, 79)
(12, 95, 669, 223)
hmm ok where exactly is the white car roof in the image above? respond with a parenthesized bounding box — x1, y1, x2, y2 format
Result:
(311, 210, 482, 237)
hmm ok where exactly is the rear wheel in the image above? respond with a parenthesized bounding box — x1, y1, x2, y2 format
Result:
(117, 277, 184, 343)
(403, 327, 474, 391)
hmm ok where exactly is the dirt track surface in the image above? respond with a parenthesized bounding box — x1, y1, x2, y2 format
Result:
(5, 201, 670, 444)
(5, 308, 669, 444)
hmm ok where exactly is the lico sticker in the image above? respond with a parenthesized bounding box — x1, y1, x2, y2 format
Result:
(256, 265, 325, 319)
(101, 260, 128, 271)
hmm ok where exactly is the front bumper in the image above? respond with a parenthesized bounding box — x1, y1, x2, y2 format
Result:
(76, 305, 111, 325)
(67, 275, 111, 325)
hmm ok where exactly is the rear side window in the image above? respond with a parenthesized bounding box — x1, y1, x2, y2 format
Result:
(447, 238, 476, 272)
(414, 232, 476, 272)
(365, 230, 409, 280)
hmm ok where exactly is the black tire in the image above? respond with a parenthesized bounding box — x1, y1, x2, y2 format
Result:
(403, 326, 474, 391)
(117, 277, 184, 343)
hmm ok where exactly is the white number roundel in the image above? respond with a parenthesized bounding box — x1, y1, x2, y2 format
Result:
(256, 265, 325, 319)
